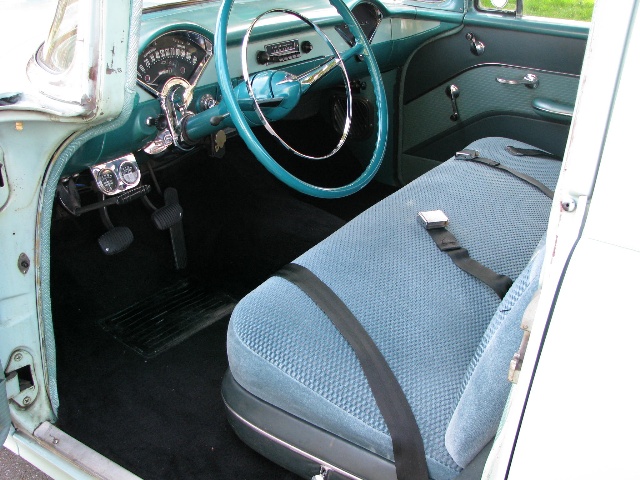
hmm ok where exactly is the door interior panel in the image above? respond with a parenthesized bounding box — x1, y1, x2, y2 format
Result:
(403, 64, 579, 150)
(403, 25, 587, 103)
(399, 21, 588, 183)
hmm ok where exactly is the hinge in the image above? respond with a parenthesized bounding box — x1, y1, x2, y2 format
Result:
(4, 350, 39, 408)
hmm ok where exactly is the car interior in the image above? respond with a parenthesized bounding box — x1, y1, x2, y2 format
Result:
(42, 0, 591, 478)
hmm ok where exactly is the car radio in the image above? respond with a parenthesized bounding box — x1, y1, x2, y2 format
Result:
(256, 39, 312, 65)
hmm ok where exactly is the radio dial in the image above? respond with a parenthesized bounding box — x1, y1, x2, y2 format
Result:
(257, 51, 271, 65)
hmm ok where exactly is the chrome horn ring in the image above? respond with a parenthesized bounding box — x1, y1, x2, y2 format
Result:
(241, 9, 353, 160)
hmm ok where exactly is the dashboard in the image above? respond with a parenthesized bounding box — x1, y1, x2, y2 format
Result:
(61, 0, 452, 182)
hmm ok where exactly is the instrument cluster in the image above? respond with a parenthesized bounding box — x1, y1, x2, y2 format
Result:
(137, 30, 213, 97)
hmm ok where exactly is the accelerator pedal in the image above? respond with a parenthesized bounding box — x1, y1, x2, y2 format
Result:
(151, 202, 183, 230)
(98, 226, 134, 255)
(153, 187, 187, 270)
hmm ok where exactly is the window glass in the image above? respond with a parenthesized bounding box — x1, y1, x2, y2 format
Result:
(524, 0, 594, 21)
(39, 0, 79, 73)
(143, 0, 213, 10)
(476, 0, 594, 22)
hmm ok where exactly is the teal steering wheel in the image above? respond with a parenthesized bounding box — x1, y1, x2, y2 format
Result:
(214, 0, 388, 198)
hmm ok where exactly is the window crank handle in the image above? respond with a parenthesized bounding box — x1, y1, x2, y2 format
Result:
(446, 84, 460, 122)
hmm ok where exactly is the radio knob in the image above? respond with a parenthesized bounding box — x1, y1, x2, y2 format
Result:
(301, 41, 313, 54)
(256, 50, 271, 65)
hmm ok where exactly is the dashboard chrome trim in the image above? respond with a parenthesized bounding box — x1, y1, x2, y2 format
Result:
(90, 154, 141, 196)
(241, 9, 353, 161)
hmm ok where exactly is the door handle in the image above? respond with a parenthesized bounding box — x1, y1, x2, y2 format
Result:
(496, 73, 539, 89)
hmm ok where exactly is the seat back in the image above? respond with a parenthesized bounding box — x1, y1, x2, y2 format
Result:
(445, 242, 546, 467)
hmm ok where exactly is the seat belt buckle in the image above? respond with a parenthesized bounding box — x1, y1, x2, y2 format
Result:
(417, 210, 449, 230)
(455, 149, 480, 160)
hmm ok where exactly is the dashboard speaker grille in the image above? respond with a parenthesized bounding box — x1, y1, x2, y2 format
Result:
(331, 94, 375, 141)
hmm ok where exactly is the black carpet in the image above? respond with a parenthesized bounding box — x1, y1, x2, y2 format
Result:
(51, 116, 395, 479)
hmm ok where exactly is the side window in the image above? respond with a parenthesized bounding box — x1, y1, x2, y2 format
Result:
(476, 0, 594, 22)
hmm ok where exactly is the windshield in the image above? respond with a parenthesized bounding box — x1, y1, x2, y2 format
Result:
(0, 0, 58, 91)
(143, 0, 213, 9)
(38, 0, 79, 73)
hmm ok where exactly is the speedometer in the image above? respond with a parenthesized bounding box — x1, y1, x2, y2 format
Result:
(137, 30, 213, 96)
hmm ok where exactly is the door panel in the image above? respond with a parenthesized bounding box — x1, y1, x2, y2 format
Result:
(399, 17, 589, 183)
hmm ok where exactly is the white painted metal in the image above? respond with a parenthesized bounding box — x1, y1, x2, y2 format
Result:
(486, 1, 640, 478)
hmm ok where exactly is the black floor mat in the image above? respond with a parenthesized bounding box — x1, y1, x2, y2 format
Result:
(99, 279, 236, 358)
(51, 115, 396, 479)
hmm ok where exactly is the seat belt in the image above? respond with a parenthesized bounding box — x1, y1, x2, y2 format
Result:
(276, 263, 430, 480)
(455, 149, 554, 199)
(418, 210, 513, 299)
(506, 145, 562, 160)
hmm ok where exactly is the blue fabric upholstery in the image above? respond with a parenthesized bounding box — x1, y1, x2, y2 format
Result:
(228, 137, 561, 479)
(445, 242, 545, 467)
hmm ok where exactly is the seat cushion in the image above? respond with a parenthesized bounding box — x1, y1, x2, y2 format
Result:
(227, 137, 561, 479)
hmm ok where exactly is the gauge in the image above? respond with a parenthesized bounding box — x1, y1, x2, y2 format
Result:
(119, 161, 140, 185)
(96, 169, 118, 194)
(335, 3, 382, 47)
(90, 154, 140, 195)
(137, 30, 213, 96)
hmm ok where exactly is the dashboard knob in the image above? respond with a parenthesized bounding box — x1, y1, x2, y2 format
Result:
(199, 94, 216, 111)
(301, 41, 313, 54)
(146, 115, 168, 131)
(256, 51, 271, 65)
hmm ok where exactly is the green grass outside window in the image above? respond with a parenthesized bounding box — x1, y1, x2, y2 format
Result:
(477, 0, 595, 21)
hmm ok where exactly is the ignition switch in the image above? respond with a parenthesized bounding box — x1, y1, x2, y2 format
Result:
(146, 115, 168, 131)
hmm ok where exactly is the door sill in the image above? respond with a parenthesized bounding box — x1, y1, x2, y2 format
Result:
(6, 422, 140, 480)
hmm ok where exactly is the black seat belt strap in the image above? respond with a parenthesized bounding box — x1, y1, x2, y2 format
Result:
(276, 263, 430, 480)
(456, 149, 555, 199)
(506, 145, 562, 160)
(418, 211, 513, 299)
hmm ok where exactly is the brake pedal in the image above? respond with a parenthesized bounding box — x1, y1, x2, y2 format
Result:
(98, 226, 133, 255)
(158, 187, 187, 270)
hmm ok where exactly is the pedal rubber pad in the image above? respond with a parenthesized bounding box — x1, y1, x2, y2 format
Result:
(163, 187, 187, 270)
(152, 203, 183, 230)
(98, 226, 134, 255)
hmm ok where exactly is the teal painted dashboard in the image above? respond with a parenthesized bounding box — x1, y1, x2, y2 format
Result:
(62, 0, 463, 175)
